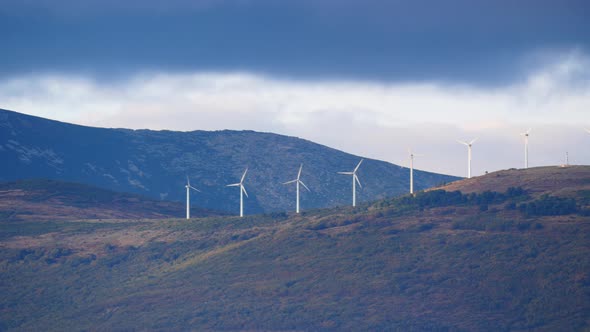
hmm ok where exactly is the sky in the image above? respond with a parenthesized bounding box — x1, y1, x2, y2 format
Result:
(1, 0, 589, 177)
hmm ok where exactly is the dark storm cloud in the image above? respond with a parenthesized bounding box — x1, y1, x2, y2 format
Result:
(1, 0, 589, 84)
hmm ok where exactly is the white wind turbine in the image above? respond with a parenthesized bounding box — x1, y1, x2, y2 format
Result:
(457, 138, 478, 179)
(283, 164, 310, 213)
(520, 128, 532, 169)
(227, 168, 249, 217)
(338, 159, 363, 207)
(185, 176, 200, 220)
(407, 149, 424, 195)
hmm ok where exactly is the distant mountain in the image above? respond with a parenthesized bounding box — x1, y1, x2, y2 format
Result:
(0, 109, 459, 213)
(0, 167, 588, 330)
(0, 179, 219, 221)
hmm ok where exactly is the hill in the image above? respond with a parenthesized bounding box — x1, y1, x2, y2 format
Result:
(439, 165, 590, 197)
(0, 179, 220, 221)
(0, 109, 458, 214)
(0, 166, 588, 330)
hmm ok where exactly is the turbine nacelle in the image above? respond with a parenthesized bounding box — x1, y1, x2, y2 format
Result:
(185, 184, 200, 191)
(227, 168, 249, 217)
(338, 159, 364, 206)
(185, 176, 200, 192)
(407, 148, 424, 194)
(520, 129, 532, 169)
(407, 148, 424, 160)
(520, 128, 532, 137)
(283, 164, 310, 213)
(226, 184, 248, 197)
(457, 138, 478, 147)
(184, 176, 200, 220)
(457, 139, 477, 178)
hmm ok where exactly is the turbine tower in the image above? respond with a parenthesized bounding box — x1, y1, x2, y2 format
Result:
(283, 164, 310, 213)
(227, 168, 249, 217)
(407, 149, 423, 195)
(457, 138, 477, 179)
(338, 159, 363, 207)
(520, 128, 532, 169)
(185, 176, 200, 220)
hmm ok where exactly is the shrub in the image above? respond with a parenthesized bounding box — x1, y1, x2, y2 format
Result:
(394, 187, 527, 211)
(521, 195, 577, 217)
(505, 202, 517, 210)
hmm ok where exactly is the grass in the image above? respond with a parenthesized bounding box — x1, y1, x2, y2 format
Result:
(1, 203, 588, 331)
(1, 167, 589, 330)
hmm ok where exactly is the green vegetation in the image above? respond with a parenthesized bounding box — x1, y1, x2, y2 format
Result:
(519, 194, 578, 216)
(0, 190, 588, 330)
(376, 186, 528, 214)
(376, 186, 590, 219)
(0, 167, 589, 330)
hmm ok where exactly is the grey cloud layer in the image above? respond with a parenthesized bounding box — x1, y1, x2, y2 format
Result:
(1, 1, 588, 84)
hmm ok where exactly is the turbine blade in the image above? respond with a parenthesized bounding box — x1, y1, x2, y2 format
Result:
(299, 180, 310, 192)
(283, 179, 297, 185)
(338, 172, 354, 175)
(469, 138, 478, 144)
(240, 168, 248, 183)
(355, 174, 362, 188)
(226, 183, 240, 187)
(297, 164, 303, 180)
(527, 128, 532, 134)
(457, 139, 468, 146)
(186, 176, 190, 186)
(189, 185, 200, 192)
(241, 185, 249, 198)
(354, 159, 364, 172)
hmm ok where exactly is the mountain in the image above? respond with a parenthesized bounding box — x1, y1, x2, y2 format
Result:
(0, 179, 220, 221)
(1, 166, 588, 330)
(0, 109, 459, 214)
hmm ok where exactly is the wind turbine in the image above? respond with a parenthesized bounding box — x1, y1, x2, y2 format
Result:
(338, 159, 363, 207)
(520, 128, 532, 169)
(457, 138, 477, 179)
(283, 164, 310, 213)
(407, 149, 423, 195)
(227, 168, 248, 217)
(185, 176, 200, 220)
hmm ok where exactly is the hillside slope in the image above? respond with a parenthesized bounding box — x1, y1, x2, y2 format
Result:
(439, 165, 590, 197)
(0, 179, 219, 221)
(0, 167, 588, 330)
(0, 109, 458, 213)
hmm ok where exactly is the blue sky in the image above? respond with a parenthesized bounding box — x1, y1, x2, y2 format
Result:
(1, 1, 589, 176)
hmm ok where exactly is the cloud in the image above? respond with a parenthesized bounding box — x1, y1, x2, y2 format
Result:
(1, 1, 588, 84)
(1, 51, 589, 177)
